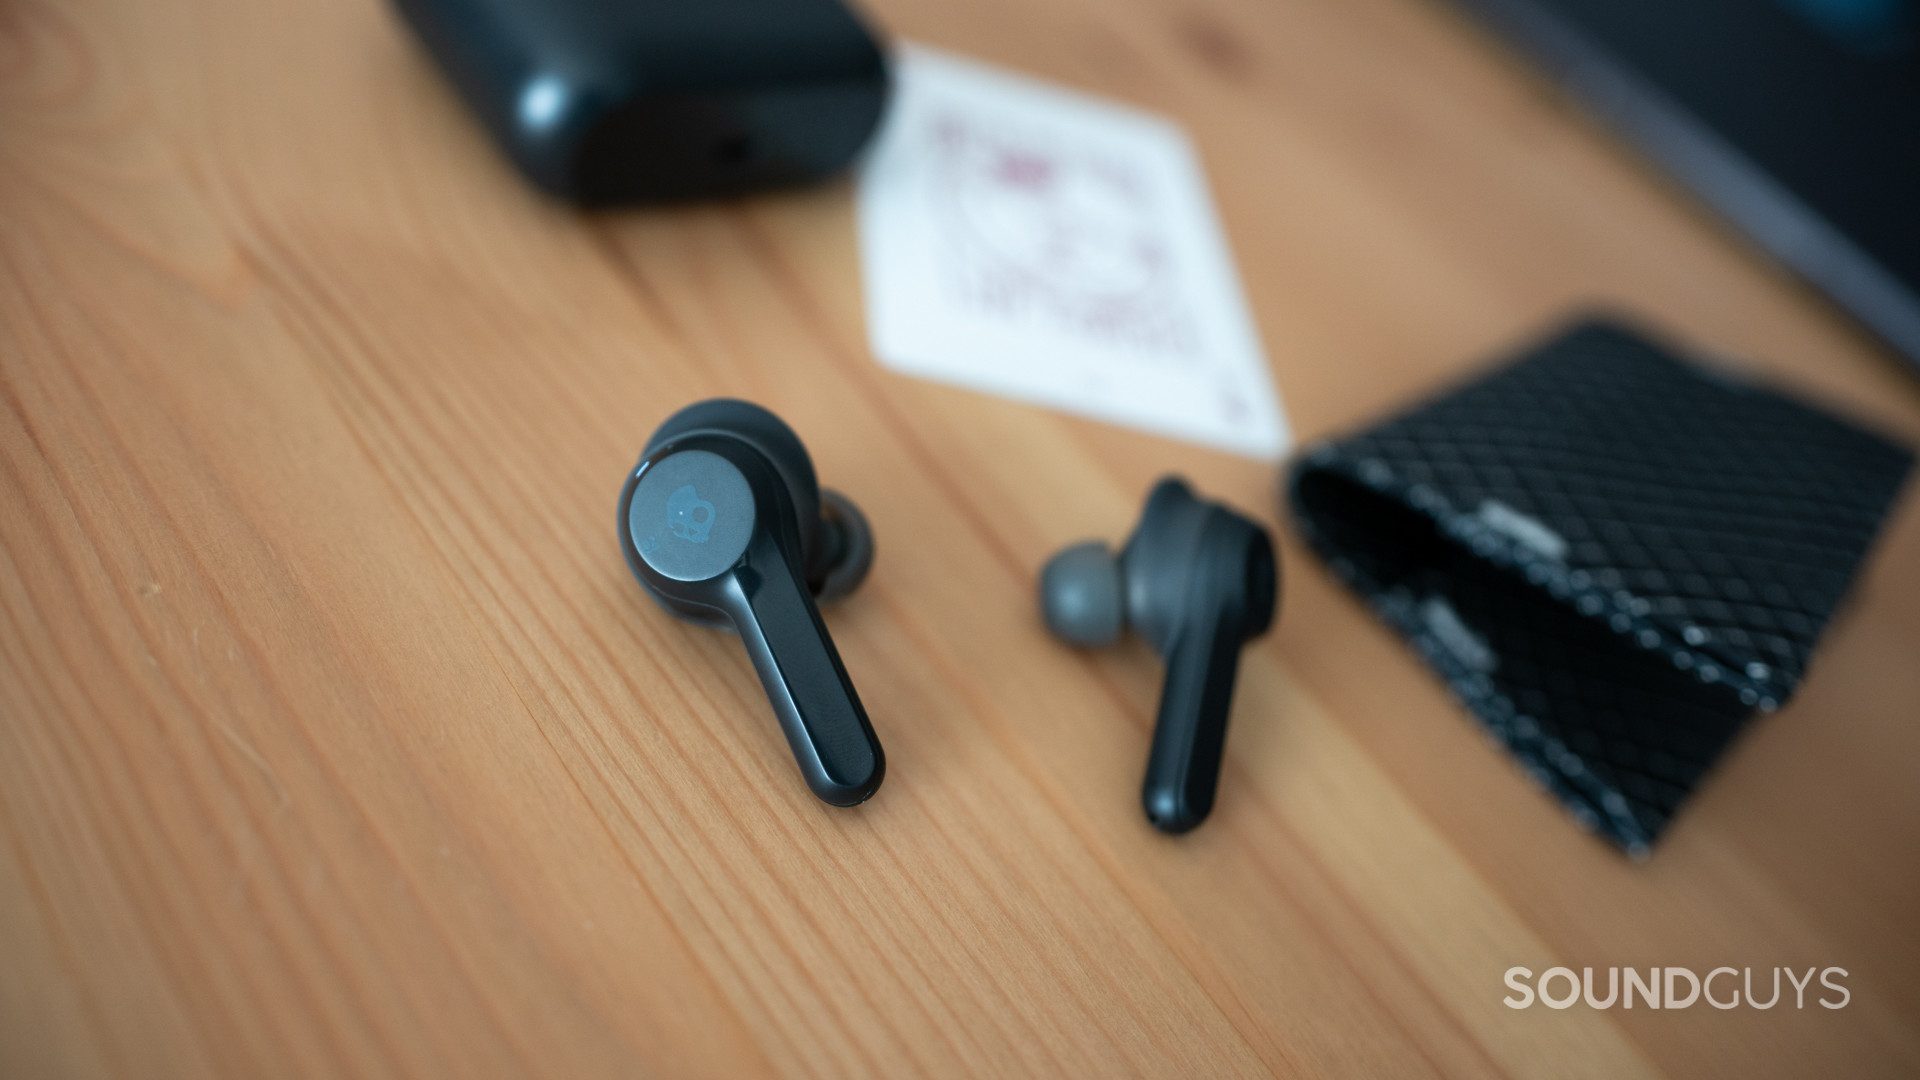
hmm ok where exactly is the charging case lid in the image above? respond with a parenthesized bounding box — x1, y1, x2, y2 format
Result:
(393, 0, 891, 203)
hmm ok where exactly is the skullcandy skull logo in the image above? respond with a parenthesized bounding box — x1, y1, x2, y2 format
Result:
(666, 483, 716, 543)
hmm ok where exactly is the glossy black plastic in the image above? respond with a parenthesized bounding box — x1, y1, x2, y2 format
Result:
(1041, 478, 1277, 833)
(391, 0, 891, 203)
(1131, 482, 1276, 833)
(619, 402, 883, 806)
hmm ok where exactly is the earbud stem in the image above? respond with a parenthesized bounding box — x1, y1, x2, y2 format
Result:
(1142, 608, 1240, 834)
(724, 531, 885, 807)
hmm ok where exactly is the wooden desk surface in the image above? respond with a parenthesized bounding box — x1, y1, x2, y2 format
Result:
(5, 0, 1919, 1075)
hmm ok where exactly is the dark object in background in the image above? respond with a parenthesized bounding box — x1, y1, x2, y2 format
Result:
(620, 400, 883, 807)
(1289, 319, 1912, 855)
(1448, 0, 1920, 377)
(391, 0, 891, 203)
(1041, 478, 1278, 834)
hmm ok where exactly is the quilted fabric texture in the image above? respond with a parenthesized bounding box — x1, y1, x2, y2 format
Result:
(1288, 319, 1913, 855)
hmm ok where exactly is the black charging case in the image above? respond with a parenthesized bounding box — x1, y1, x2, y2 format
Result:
(391, 0, 891, 204)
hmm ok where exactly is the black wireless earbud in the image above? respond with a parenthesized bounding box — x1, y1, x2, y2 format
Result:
(1040, 478, 1277, 834)
(618, 399, 883, 807)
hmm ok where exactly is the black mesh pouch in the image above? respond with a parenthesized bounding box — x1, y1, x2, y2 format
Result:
(1287, 318, 1913, 855)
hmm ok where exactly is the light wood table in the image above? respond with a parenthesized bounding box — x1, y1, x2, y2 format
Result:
(4, 0, 1918, 1075)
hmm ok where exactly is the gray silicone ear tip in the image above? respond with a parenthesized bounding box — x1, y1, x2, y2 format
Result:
(814, 488, 874, 603)
(1040, 542, 1124, 646)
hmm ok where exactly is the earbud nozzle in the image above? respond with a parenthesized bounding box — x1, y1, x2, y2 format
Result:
(813, 488, 875, 603)
(1040, 542, 1124, 646)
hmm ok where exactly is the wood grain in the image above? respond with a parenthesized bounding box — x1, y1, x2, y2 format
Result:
(3, 0, 1918, 1075)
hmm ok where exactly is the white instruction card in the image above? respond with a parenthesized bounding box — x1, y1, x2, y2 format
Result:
(857, 45, 1288, 458)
